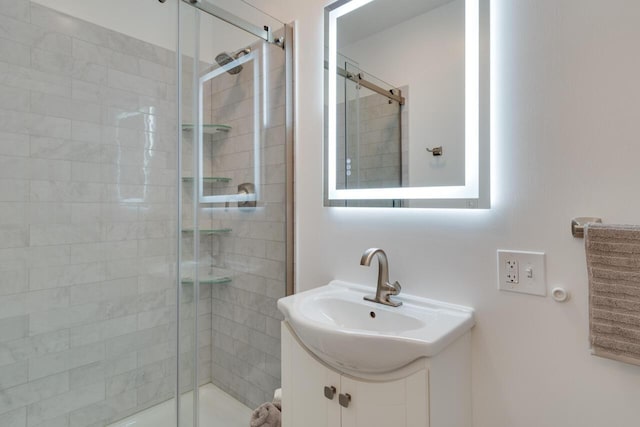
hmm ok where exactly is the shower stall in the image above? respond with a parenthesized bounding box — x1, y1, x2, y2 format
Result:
(0, 0, 292, 426)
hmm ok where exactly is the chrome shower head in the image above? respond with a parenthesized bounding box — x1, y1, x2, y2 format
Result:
(215, 47, 251, 75)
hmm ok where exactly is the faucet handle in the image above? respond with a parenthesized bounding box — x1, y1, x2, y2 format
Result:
(385, 281, 401, 296)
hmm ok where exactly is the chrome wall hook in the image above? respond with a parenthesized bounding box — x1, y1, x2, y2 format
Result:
(426, 146, 443, 156)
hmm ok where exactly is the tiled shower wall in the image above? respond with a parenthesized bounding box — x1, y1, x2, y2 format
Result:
(0, 2, 180, 426)
(336, 90, 403, 191)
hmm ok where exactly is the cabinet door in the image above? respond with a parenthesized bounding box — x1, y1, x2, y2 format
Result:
(340, 369, 429, 427)
(282, 324, 341, 427)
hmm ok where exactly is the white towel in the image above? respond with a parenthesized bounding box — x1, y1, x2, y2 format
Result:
(273, 388, 282, 410)
(250, 402, 281, 427)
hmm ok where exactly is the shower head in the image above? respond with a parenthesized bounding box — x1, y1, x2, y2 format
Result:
(215, 47, 251, 75)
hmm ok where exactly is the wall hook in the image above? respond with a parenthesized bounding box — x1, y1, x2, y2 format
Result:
(426, 146, 443, 156)
(571, 217, 603, 238)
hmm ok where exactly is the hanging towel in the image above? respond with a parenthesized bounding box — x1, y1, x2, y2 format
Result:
(272, 388, 282, 410)
(586, 223, 640, 366)
(250, 402, 281, 427)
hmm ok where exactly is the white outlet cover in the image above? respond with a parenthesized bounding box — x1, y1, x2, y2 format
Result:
(497, 250, 547, 297)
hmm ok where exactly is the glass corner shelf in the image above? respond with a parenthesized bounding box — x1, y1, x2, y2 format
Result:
(181, 177, 232, 183)
(181, 228, 232, 235)
(181, 276, 232, 285)
(181, 124, 231, 134)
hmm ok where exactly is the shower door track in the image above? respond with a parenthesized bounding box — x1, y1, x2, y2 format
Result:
(326, 61, 405, 105)
(181, 0, 278, 45)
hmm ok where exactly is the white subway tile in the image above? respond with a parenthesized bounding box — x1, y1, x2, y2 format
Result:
(70, 315, 137, 348)
(29, 261, 106, 291)
(68, 278, 137, 307)
(29, 303, 105, 336)
(29, 5, 110, 47)
(30, 137, 101, 162)
(26, 381, 104, 427)
(29, 223, 101, 246)
(0, 294, 25, 319)
(0, 407, 26, 427)
(70, 121, 101, 144)
(0, 202, 25, 226)
(0, 61, 71, 97)
(26, 288, 69, 314)
(28, 203, 71, 225)
(105, 258, 139, 280)
(0, 131, 28, 157)
(70, 203, 101, 224)
(29, 159, 72, 182)
(30, 181, 103, 203)
(0, 84, 29, 112)
(68, 389, 137, 426)
(0, 109, 71, 139)
(107, 69, 167, 99)
(31, 92, 101, 124)
(0, 225, 28, 248)
(0, 0, 29, 21)
(28, 342, 104, 381)
(0, 330, 69, 368)
(0, 261, 27, 296)
(0, 372, 69, 417)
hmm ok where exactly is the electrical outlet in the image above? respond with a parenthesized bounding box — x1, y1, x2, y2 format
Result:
(505, 259, 519, 284)
(497, 250, 546, 296)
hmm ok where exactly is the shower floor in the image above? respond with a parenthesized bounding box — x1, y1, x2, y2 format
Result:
(107, 383, 253, 427)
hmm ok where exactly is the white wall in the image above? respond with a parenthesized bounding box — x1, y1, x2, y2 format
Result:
(340, 0, 465, 187)
(256, 0, 640, 426)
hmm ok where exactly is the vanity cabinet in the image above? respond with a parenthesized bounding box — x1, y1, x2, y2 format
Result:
(282, 324, 429, 427)
(281, 322, 472, 427)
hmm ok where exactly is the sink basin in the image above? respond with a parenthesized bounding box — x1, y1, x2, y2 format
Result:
(277, 280, 475, 373)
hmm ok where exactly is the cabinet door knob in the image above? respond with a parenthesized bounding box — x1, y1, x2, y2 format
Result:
(324, 386, 336, 400)
(339, 393, 351, 408)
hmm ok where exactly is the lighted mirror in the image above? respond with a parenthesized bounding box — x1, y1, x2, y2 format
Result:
(196, 51, 260, 205)
(324, 0, 489, 208)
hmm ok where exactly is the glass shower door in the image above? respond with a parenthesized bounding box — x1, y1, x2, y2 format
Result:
(178, 2, 290, 426)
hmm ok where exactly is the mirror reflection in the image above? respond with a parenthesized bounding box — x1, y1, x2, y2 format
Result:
(324, 0, 488, 208)
(337, 0, 465, 191)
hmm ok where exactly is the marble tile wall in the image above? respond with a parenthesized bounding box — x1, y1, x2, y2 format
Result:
(0, 1, 179, 425)
(333, 89, 402, 208)
(349, 92, 402, 189)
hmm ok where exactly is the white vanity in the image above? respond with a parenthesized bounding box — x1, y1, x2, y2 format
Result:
(278, 280, 475, 427)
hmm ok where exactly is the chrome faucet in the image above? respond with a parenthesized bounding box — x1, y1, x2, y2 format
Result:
(360, 248, 402, 307)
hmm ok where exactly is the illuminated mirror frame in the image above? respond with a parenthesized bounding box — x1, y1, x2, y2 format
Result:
(325, 0, 489, 208)
(198, 51, 261, 204)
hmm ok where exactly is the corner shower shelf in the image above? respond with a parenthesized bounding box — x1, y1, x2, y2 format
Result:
(181, 276, 232, 285)
(181, 177, 232, 183)
(181, 228, 232, 235)
(181, 124, 231, 134)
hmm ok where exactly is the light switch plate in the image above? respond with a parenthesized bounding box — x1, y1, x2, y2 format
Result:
(497, 250, 546, 296)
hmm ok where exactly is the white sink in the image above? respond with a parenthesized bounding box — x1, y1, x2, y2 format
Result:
(277, 280, 475, 374)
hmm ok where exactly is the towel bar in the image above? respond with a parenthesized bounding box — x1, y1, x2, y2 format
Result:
(571, 217, 603, 238)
